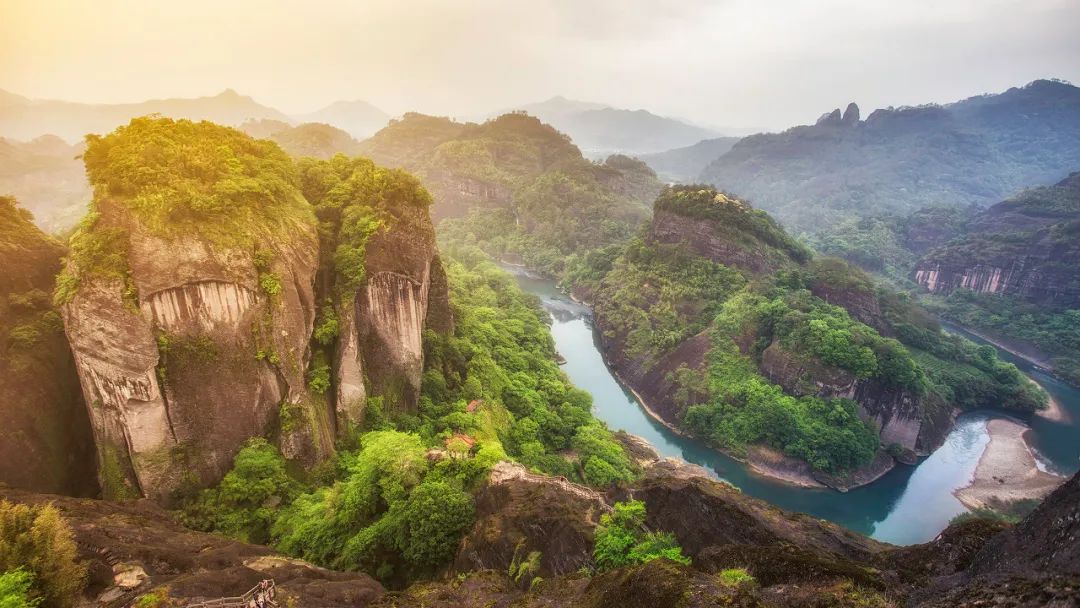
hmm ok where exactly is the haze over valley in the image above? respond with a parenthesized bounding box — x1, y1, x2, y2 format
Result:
(1, 2, 1079, 607)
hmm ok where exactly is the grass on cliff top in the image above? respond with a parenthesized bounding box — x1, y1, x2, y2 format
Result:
(82, 116, 315, 244)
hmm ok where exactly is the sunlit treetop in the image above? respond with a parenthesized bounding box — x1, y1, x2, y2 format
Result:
(82, 116, 313, 240)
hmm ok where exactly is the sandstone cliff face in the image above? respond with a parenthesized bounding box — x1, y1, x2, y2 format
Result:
(334, 204, 452, 430)
(913, 171, 1080, 308)
(62, 200, 327, 501)
(759, 342, 929, 454)
(0, 199, 97, 496)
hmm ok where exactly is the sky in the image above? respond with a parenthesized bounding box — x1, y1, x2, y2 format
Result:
(1, 0, 1079, 130)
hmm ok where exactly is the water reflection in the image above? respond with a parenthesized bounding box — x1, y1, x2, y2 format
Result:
(511, 269, 1066, 544)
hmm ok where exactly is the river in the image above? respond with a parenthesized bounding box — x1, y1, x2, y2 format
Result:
(510, 269, 1080, 545)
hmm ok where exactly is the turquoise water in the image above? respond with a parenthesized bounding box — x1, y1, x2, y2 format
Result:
(512, 270, 1080, 545)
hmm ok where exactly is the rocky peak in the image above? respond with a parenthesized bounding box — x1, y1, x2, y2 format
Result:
(842, 102, 860, 125)
(815, 108, 843, 126)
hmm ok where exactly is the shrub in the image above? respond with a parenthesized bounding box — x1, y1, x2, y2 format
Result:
(397, 480, 474, 569)
(593, 501, 689, 571)
(180, 439, 301, 544)
(0, 501, 86, 608)
(0, 569, 39, 608)
(718, 568, 757, 589)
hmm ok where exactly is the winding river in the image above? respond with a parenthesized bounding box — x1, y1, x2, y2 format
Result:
(510, 269, 1080, 545)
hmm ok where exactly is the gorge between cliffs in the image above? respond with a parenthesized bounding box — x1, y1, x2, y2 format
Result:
(508, 267, 1078, 545)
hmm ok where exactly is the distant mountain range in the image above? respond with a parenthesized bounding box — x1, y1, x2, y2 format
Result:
(0, 135, 89, 232)
(699, 79, 1080, 232)
(0, 88, 736, 159)
(499, 96, 725, 157)
(0, 89, 392, 143)
(292, 100, 390, 139)
(639, 137, 741, 183)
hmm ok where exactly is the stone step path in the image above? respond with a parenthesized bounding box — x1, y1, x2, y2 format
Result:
(187, 580, 277, 608)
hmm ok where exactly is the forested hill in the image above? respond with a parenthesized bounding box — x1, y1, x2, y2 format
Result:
(911, 172, 1080, 385)
(358, 111, 663, 277)
(580, 186, 1045, 489)
(700, 79, 1080, 232)
(913, 171, 1080, 307)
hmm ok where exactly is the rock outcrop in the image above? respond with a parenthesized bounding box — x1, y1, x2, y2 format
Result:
(0, 485, 384, 607)
(336, 202, 452, 425)
(913, 172, 1080, 308)
(0, 197, 97, 496)
(61, 198, 326, 502)
(841, 102, 861, 125)
(452, 462, 609, 583)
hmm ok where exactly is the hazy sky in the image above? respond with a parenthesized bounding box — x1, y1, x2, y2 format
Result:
(2, 0, 1079, 129)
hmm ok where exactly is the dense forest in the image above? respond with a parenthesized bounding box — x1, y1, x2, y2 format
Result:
(578, 186, 1045, 480)
(357, 112, 662, 278)
(809, 172, 1080, 386)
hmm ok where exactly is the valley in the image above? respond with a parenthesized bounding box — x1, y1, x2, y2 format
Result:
(2, 56, 1080, 605)
(509, 267, 1077, 545)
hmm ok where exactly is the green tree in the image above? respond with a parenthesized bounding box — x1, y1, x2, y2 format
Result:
(0, 501, 86, 608)
(397, 480, 475, 569)
(180, 439, 301, 544)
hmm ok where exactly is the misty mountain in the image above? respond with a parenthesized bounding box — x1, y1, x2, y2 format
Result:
(0, 89, 29, 108)
(291, 99, 390, 139)
(503, 95, 609, 122)
(700, 79, 1080, 232)
(0, 135, 89, 232)
(639, 136, 742, 183)
(502, 96, 720, 156)
(240, 120, 363, 159)
(0, 88, 291, 142)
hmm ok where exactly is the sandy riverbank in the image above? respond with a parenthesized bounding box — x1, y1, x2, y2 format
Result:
(953, 418, 1065, 511)
(1032, 380, 1071, 423)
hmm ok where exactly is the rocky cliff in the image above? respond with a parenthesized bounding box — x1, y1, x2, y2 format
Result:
(0, 197, 97, 496)
(52, 120, 455, 501)
(336, 200, 452, 425)
(61, 196, 326, 502)
(4, 455, 1075, 606)
(913, 171, 1080, 308)
(385, 459, 1080, 607)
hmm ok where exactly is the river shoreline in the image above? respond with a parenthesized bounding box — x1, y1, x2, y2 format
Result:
(953, 418, 1065, 512)
(1031, 379, 1071, 423)
(941, 320, 1055, 372)
(612, 368, 829, 489)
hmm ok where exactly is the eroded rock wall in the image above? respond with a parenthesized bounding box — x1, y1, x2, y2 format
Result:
(335, 203, 453, 431)
(62, 201, 326, 501)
